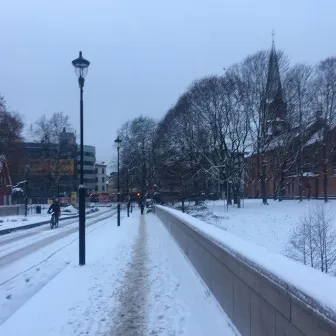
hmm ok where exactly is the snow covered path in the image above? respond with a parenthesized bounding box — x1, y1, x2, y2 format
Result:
(143, 213, 237, 335)
(108, 216, 148, 335)
(0, 211, 237, 336)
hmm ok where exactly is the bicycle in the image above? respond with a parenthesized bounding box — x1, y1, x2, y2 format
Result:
(50, 211, 59, 229)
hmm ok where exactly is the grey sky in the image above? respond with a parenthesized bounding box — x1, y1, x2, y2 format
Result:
(1, 0, 335, 165)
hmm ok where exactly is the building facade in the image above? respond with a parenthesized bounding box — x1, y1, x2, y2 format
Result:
(94, 162, 107, 193)
(11, 129, 78, 202)
(107, 172, 117, 199)
(77, 145, 96, 194)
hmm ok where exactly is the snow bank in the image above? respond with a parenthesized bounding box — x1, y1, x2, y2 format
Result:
(157, 205, 336, 319)
(61, 205, 78, 215)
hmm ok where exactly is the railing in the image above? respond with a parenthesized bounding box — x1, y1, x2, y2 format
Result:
(155, 205, 336, 336)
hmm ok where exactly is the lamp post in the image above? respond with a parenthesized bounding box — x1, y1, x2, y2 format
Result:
(24, 164, 30, 217)
(115, 136, 122, 226)
(72, 51, 90, 266)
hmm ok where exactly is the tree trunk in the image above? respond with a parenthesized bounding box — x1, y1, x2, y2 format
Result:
(226, 181, 232, 205)
(236, 183, 241, 209)
(324, 168, 328, 203)
(273, 177, 277, 200)
(233, 185, 238, 204)
(279, 173, 285, 202)
(323, 145, 328, 203)
(315, 177, 319, 199)
(256, 150, 268, 205)
(299, 156, 303, 202)
(261, 173, 268, 205)
(299, 99, 303, 202)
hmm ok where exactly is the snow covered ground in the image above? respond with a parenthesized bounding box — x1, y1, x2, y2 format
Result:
(0, 205, 69, 230)
(178, 199, 336, 255)
(0, 205, 111, 231)
(0, 211, 237, 336)
(0, 209, 117, 324)
(159, 205, 336, 323)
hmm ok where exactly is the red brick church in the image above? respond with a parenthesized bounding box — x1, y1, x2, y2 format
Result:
(244, 42, 336, 200)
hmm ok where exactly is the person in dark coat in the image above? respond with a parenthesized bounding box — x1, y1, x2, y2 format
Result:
(48, 199, 61, 224)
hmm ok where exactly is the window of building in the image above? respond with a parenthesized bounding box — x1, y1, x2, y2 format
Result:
(102, 168, 105, 175)
(102, 177, 105, 183)
(102, 186, 105, 191)
(95, 168, 98, 174)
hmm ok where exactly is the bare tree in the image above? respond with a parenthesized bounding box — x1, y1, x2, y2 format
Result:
(314, 204, 336, 273)
(313, 57, 336, 202)
(240, 51, 270, 204)
(0, 94, 24, 176)
(32, 112, 74, 196)
(241, 49, 289, 204)
(284, 64, 314, 201)
(117, 116, 157, 199)
(155, 97, 203, 203)
(287, 210, 316, 268)
(287, 203, 336, 275)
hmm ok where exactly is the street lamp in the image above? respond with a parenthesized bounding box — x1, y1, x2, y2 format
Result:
(115, 136, 122, 226)
(24, 164, 30, 217)
(72, 51, 90, 266)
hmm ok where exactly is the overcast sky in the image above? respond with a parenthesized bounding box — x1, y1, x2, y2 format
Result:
(1, 0, 336, 165)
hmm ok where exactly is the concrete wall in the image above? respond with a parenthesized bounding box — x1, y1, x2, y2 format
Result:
(0, 205, 25, 217)
(155, 206, 336, 336)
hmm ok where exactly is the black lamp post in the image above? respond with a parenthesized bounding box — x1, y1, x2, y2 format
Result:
(24, 164, 30, 217)
(72, 51, 90, 266)
(115, 136, 122, 226)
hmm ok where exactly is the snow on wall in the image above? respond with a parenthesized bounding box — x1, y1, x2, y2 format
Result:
(156, 205, 336, 322)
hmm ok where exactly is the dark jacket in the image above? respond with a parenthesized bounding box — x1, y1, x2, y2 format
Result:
(48, 203, 61, 216)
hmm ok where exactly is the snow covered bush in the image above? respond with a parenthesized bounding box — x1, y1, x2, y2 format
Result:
(286, 204, 336, 275)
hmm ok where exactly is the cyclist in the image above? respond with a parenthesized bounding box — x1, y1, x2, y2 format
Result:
(47, 199, 61, 225)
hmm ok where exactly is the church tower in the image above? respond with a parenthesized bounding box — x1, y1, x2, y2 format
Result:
(265, 33, 287, 136)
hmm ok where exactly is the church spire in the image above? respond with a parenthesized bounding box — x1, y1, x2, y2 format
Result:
(264, 32, 287, 135)
(265, 31, 283, 105)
